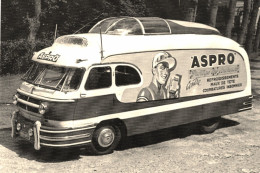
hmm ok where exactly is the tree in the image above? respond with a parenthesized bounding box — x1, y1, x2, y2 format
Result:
(253, 17, 260, 52)
(245, 0, 260, 54)
(27, 0, 41, 49)
(208, 0, 219, 27)
(225, 0, 237, 38)
(238, 0, 251, 44)
(184, 0, 198, 22)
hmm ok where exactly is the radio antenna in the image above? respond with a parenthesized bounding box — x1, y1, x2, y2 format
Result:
(73, 13, 104, 34)
(54, 24, 58, 42)
(100, 26, 104, 59)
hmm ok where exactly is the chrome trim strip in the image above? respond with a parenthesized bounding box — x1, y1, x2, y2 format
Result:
(243, 101, 252, 105)
(17, 98, 39, 108)
(40, 126, 96, 133)
(238, 107, 252, 112)
(40, 133, 91, 141)
(17, 89, 75, 102)
(41, 140, 91, 147)
(42, 118, 96, 128)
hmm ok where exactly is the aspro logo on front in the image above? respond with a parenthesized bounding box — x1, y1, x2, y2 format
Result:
(37, 52, 60, 62)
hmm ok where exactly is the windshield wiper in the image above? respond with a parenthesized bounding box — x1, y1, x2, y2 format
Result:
(35, 83, 60, 91)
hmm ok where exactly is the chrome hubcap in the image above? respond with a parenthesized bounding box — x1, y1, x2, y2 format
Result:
(98, 128, 115, 147)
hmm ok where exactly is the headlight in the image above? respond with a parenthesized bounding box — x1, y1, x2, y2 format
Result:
(16, 123, 21, 131)
(39, 102, 49, 115)
(28, 128, 33, 137)
(12, 94, 18, 105)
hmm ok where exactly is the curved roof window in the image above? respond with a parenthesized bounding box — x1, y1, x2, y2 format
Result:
(89, 17, 171, 35)
(89, 17, 123, 33)
(106, 18, 143, 35)
(88, 17, 220, 36)
(138, 18, 170, 34)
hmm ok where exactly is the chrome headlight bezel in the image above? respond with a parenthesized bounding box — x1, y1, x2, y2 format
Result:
(16, 123, 21, 131)
(39, 102, 49, 115)
(28, 128, 33, 137)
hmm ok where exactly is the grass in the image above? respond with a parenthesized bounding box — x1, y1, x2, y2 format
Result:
(0, 74, 23, 103)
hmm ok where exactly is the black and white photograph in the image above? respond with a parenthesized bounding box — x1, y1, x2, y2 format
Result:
(1, 0, 260, 172)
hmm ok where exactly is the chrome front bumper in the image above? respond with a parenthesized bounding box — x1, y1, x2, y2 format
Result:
(11, 110, 41, 150)
(33, 121, 41, 150)
(11, 111, 95, 150)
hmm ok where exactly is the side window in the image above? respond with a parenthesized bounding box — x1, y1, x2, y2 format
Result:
(85, 66, 112, 90)
(115, 66, 141, 86)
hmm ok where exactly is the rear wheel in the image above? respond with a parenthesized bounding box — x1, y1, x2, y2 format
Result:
(199, 117, 221, 134)
(90, 125, 121, 155)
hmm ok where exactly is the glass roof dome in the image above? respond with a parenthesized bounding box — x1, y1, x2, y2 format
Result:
(89, 17, 170, 35)
(89, 17, 220, 36)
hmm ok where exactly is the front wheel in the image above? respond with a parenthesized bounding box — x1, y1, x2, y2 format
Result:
(199, 117, 221, 134)
(90, 125, 121, 155)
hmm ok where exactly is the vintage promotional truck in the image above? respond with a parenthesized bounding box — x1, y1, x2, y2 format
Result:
(11, 17, 252, 155)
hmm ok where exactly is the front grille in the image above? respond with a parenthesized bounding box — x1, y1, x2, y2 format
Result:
(27, 106, 39, 113)
(19, 94, 28, 100)
(17, 102, 27, 110)
(17, 92, 40, 113)
(28, 97, 41, 105)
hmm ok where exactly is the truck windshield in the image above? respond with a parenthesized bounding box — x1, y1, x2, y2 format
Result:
(22, 63, 84, 92)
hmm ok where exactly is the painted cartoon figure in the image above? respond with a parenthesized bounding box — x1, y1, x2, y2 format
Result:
(137, 51, 177, 102)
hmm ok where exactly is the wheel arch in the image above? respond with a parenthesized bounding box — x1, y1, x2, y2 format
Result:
(97, 118, 127, 138)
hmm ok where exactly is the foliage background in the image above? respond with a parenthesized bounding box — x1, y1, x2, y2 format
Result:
(0, 0, 254, 75)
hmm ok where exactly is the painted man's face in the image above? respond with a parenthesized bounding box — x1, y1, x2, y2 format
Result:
(153, 62, 169, 85)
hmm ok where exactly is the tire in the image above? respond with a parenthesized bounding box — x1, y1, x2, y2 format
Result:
(199, 117, 221, 134)
(90, 125, 121, 155)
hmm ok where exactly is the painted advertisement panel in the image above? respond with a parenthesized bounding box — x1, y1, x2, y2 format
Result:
(103, 49, 247, 103)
